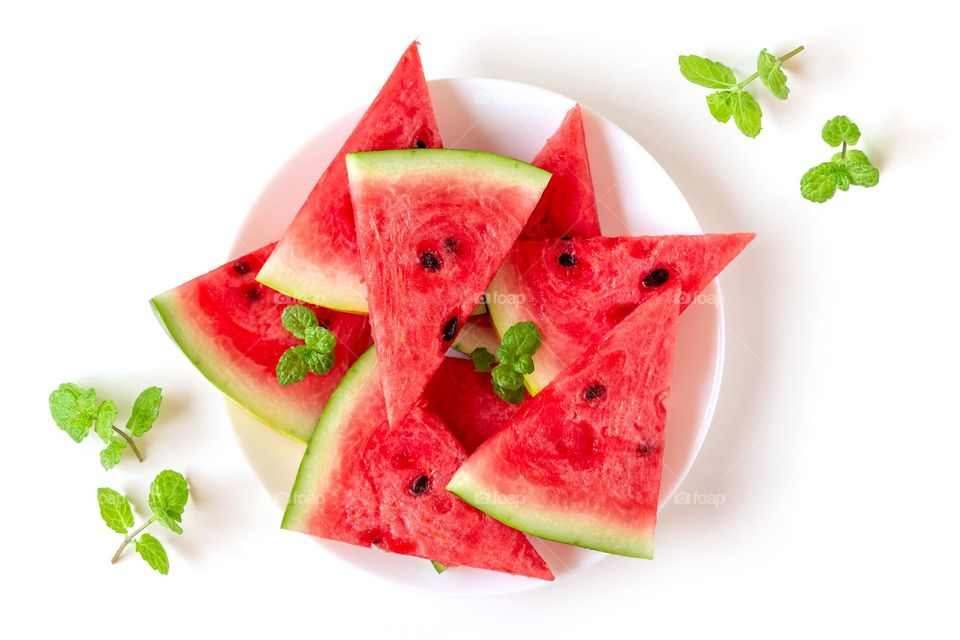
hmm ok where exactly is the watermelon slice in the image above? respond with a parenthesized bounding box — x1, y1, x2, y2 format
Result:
(521, 104, 601, 240)
(256, 42, 442, 312)
(448, 285, 680, 558)
(346, 149, 550, 426)
(282, 347, 553, 580)
(488, 234, 754, 394)
(453, 104, 600, 355)
(424, 358, 524, 454)
(150, 244, 371, 443)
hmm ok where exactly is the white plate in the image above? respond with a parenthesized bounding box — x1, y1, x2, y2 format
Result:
(228, 77, 723, 595)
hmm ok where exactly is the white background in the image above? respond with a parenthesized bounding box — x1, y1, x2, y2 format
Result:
(2, 1, 956, 637)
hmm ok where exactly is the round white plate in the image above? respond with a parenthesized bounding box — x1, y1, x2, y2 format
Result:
(229, 77, 723, 595)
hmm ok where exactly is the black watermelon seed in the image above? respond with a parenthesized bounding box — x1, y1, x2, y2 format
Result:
(233, 261, 251, 275)
(642, 269, 670, 288)
(584, 383, 606, 401)
(244, 286, 261, 302)
(416, 139, 427, 149)
(441, 316, 459, 342)
(561, 236, 572, 241)
(558, 252, 577, 267)
(636, 443, 653, 457)
(410, 474, 430, 495)
(420, 252, 441, 271)
(442, 237, 459, 252)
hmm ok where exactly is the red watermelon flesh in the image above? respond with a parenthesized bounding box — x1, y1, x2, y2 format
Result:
(425, 358, 525, 454)
(256, 42, 442, 313)
(150, 244, 371, 443)
(282, 348, 553, 580)
(448, 285, 680, 558)
(347, 149, 550, 426)
(521, 104, 601, 240)
(487, 233, 754, 394)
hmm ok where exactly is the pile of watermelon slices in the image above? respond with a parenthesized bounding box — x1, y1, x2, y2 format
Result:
(151, 42, 754, 581)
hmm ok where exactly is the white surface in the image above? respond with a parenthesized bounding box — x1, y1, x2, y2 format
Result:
(2, 1, 956, 637)
(229, 77, 722, 594)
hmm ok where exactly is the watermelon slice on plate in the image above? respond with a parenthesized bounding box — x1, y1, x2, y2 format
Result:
(151, 244, 371, 443)
(282, 347, 553, 580)
(424, 358, 524, 454)
(256, 41, 442, 313)
(448, 285, 680, 558)
(488, 233, 754, 394)
(346, 149, 550, 426)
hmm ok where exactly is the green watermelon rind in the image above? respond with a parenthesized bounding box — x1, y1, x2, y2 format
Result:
(281, 346, 379, 532)
(451, 321, 501, 356)
(150, 291, 314, 444)
(345, 149, 552, 190)
(446, 471, 655, 559)
(256, 254, 369, 314)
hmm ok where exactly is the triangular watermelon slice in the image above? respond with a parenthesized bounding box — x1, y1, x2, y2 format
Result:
(151, 244, 371, 442)
(448, 285, 680, 558)
(424, 358, 524, 454)
(346, 149, 551, 426)
(488, 234, 754, 393)
(282, 347, 553, 580)
(521, 104, 601, 239)
(256, 42, 442, 312)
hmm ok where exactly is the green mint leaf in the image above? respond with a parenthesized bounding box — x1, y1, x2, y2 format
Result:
(732, 90, 762, 138)
(126, 386, 162, 437)
(757, 48, 790, 100)
(800, 162, 842, 203)
(303, 348, 335, 376)
(822, 116, 861, 147)
(134, 533, 169, 575)
(100, 437, 127, 470)
(94, 400, 118, 443)
(493, 382, 525, 405)
(304, 325, 336, 353)
(49, 383, 97, 442)
(706, 90, 735, 123)
(834, 150, 879, 187)
(470, 347, 496, 372)
(512, 354, 535, 375)
(148, 469, 189, 535)
(97, 487, 134, 534)
(492, 364, 524, 391)
(496, 322, 542, 365)
(276, 346, 311, 385)
(836, 149, 873, 166)
(281, 305, 318, 340)
(835, 168, 851, 191)
(678, 55, 737, 89)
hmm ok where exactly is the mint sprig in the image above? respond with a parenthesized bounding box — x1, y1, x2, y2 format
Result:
(100, 469, 189, 575)
(469, 322, 541, 405)
(801, 115, 879, 203)
(679, 45, 804, 138)
(276, 305, 337, 385)
(49, 384, 163, 469)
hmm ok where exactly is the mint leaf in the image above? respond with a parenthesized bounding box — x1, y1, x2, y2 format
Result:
(706, 91, 735, 123)
(800, 162, 842, 203)
(148, 470, 188, 534)
(94, 400, 118, 443)
(276, 346, 311, 385)
(97, 487, 134, 534)
(493, 382, 524, 405)
(303, 348, 335, 376)
(732, 91, 762, 138)
(757, 48, 790, 99)
(100, 437, 127, 470)
(134, 533, 169, 575)
(126, 386, 162, 437)
(835, 151, 879, 187)
(678, 55, 737, 89)
(512, 354, 535, 375)
(304, 325, 336, 353)
(281, 305, 318, 339)
(49, 383, 97, 442)
(496, 322, 542, 365)
(492, 364, 523, 391)
(822, 116, 861, 147)
(470, 347, 496, 372)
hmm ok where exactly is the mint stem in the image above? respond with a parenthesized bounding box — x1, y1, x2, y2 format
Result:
(841, 140, 847, 159)
(737, 45, 805, 89)
(111, 516, 156, 564)
(111, 426, 143, 462)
